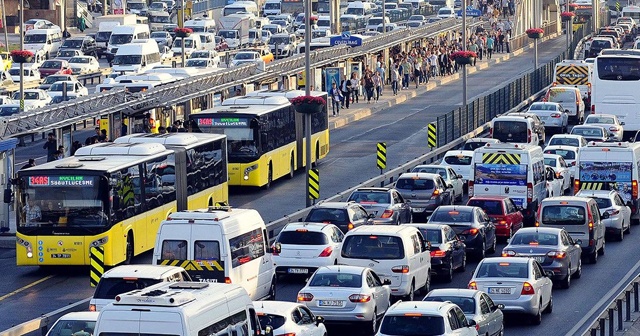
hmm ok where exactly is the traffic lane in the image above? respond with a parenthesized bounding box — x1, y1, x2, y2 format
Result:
(229, 36, 569, 222)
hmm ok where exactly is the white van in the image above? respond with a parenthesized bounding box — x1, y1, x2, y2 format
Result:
(193, 32, 218, 50)
(96, 22, 120, 58)
(575, 141, 640, 224)
(152, 207, 276, 301)
(172, 35, 203, 57)
(112, 40, 161, 74)
(223, 0, 259, 16)
(89, 264, 191, 312)
(185, 18, 217, 33)
(93, 282, 263, 336)
(106, 24, 151, 60)
(263, 0, 282, 15)
(345, 1, 376, 16)
(490, 114, 542, 146)
(470, 143, 547, 223)
(24, 28, 62, 59)
(338, 225, 431, 301)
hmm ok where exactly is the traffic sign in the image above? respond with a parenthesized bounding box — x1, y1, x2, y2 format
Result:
(428, 123, 437, 148)
(377, 142, 387, 169)
(90, 246, 105, 287)
(308, 169, 319, 200)
(456, 7, 483, 17)
(330, 32, 363, 47)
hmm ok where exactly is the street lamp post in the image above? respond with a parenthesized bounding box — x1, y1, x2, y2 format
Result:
(462, 1, 467, 107)
(382, 0, 386, 34)
(19, 0, 24, 112)
(304, 0, 312, 207)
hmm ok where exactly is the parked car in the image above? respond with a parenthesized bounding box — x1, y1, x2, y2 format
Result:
(428, 205, 497, 259)
(304, 201, 373, 233)
(424, 289, 504, 336)
(346, 187, 412, 224)
(466, 196, 524, 241)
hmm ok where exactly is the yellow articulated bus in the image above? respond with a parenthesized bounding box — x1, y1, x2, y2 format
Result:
(189, 91, 330, 188)
(15, 133, 228, 266)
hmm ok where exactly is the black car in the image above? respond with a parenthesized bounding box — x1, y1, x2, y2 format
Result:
(407, 223, 466, 282)
(427, 205, 497, 260)
(304, 201, 374, 233)
(60, 36, 98, 58)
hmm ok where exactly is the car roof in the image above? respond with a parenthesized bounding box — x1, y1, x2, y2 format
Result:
(282, 221, 335, 232)
(550, 134, 584, 139)
(101, 265, 185, 278)
(585, 114, 616, 118)
(253, 301, 304, 314)
(55, 311, 100, 321)
(544, 145, 579, 152)
(386, 301, 458, 315)
(444, 150, 474, 156)
(348, 224, 418, 235)
(398, 172, 440, 179)
(404, 223, 448, 230)
(481, 256, 530, 264)
(575, 189, 616, 198)
(573, 125, 606, 130)
(425, 288, 480, 298)
(514, 227, 563, 235)
(468, 195, 509, 201)
(530, 102, 561, 106)
(543, 153, 563, 160)
(542, 196, 593, 203)
(315, 265, 366, 275)
(354, 187, 391, 192)
(313, 201, 355, 209)
(434, 205, 477, 212)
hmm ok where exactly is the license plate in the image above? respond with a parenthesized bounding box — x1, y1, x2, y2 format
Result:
(489, 287, 511, 294)
(288, 268, 308, 274)
(534, 257, 545, 263)
(319, 300, 344, 307)
(412, 208, 425, 212)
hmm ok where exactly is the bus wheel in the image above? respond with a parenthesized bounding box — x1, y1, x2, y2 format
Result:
(287, 156, 294, 179)
(264, 164, 273, 190)
(124, 233, 134, 265)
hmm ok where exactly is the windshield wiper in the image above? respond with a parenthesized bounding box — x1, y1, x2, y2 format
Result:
(369, 258, 380, 263)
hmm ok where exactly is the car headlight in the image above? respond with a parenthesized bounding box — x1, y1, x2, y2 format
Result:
(90, 236, 108, 247)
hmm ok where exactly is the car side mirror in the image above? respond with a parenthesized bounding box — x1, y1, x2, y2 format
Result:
(545, 270, 554, 278)
(383, 278, 392, 285)
(496, 304, 505, 310)
(621, 122, 626, 125)
(426, 241, 432, 251)
(368, 213, 375, 219)
(315, 315, 325, 326)
(575, 239, 582, 245)
(602, 212, 610, 219)
(565, 109, 570, 113)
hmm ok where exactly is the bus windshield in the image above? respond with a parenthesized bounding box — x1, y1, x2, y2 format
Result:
(190, 116, 259, 161)
(18, 174, 107, 229)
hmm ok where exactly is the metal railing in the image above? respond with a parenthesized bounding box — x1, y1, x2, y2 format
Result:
(584, 275, 640, 336)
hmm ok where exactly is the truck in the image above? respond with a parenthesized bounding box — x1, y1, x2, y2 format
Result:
(217, 13, 255, 49)
(93, 14, 137, 27)
(148, 11, 171, 31)
(95, 22, 121, 58)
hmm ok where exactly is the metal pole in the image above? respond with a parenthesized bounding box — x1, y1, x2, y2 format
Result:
(102, 0, 107, 16)
(304, 0, 312, 207)
(462, 1, 467, 107)
(382, 0, 386, 34)
(1, 0, 8, 51)
(534, 38, 538, 69)
(19, 0, 24, 112)
(181, 37, 185, 67)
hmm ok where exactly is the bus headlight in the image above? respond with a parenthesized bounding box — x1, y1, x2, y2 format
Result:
(26, 247, 33, 258)
(90, 237, 109, 248)
(244, 164, 258, 180)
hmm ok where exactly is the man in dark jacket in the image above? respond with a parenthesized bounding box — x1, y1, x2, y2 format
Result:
(43, 133, 57, 162)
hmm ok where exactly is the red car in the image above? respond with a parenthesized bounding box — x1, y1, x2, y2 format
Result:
(38, 59, 72, 78)
(214, 36, 229, 51)
(466, 196, 524, 240)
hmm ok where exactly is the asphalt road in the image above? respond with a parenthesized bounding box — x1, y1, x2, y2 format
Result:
(2, 36, 622, 335)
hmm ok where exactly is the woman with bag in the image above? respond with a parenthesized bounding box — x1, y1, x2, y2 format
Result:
(364, 73, 375, 103)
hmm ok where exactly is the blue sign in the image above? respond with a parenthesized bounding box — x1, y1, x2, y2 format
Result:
(324, 67, 342, 93)
(456, 6, 482, 17)
(329, 32, 363, 47)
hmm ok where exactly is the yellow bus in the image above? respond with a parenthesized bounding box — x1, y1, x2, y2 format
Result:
(189, 92, 329, 188)
(15, 133, 228, 266)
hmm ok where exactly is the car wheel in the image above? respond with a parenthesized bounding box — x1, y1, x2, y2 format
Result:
(268, 276, 277, 300)
(287, 156, 295, 179)
(574, 259, 582, 279)
(544, 295, 553, 314)
(124, 233, 134, 264)
(263, 163, 273, 189)
(531, 304, 542, 325)
(599, 241, 605, 255)
(370, 309, 378, 334)
(405, 281, 415, 301)
(444, 259, 454, 283)
(487, 236, 496, 254)
(477, 240, 486, 260)
(561, 268, 571, 289)
(618, 227, 624, 242)
(589, 248, 598, 264)
(457, 253, 467, 272)
(422, 273, 430, 294)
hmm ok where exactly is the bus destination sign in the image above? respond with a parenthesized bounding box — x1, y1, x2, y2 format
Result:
(197, 117, 249, 127)
(28, 176, 96, 187)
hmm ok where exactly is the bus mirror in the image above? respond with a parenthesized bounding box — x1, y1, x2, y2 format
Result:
(3, 188, 11, 203)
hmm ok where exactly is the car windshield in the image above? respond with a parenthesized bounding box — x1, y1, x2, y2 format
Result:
(47, 319, 96, 336)
(549, 137, 580, 147)
(25, 34, 47, 43)
(443, 155, 472, 165)
(69, 57, 89, 63)
(467, 199, 503, 215)
(529, 103, 558, 111)
(379, 315, 445, 336)
(511, 232, 559, 245)
(544, 149, 576, 160)
(348, 191, 390, 204)
(93, 278, 162, 299)
(190, 51, 210, 58)
(572, 127, 604, 138)
(109, 34, 133, 45)
(541, 205, 586, 225)
(412, 167, 447, 178)
(62, 40, 83, 48)
(305, 208, 349, 225)
(257, 314, 286, 330)
(58, 50, 76, 57)
(341, 235, 405, 259)
(430, 208, 474, 223)
(309, 272, 362, 287)
(586, 116, 616, 124)
(40, 61, 62, 69)
(0, 106, 20, 116)
(49, 82, 74, 91)
(112, 55, 142, 65)
(150, 15, 171, 23)
(424, 296, 476, 314)
(270, 36, 290, 44)
(395, 178, 434, 191)
(218, 30, 237, 39)
(544, 158, 557, 166)
(235, 53, 256, 60)
(186, 59, 207, 67)
(278, 230, 328, 245)
(476, 262, 529, 278)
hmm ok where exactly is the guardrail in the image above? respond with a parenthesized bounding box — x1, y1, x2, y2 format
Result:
(583, 275, 640, 336)
(77, 69, 112, 86)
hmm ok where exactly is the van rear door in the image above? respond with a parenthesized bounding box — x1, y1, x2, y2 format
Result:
(97, 310, 184, 334)
(189, 224, 226, 284)
(473, 151, 529, 208)
(578, 148, 634, 204)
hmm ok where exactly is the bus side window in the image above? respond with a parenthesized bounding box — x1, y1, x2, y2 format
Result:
(111, 165, 143, 221)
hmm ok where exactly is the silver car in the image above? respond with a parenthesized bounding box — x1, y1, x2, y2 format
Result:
(347, 187, 411, 225)
(583, 114, 625, 141)
(297, 265, 391, 334)
(502, 227, 582, 289)
(527, 102, 569, 133)
(576, 189, 631, 241)
(424, 289, 504, 336)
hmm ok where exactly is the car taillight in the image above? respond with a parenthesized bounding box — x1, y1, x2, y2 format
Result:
(430, 249, 446, 257)
(570, 161, 576, 166)
(502, 250, 516, 257)
(349, 294, 371, 303)
(610, 127, 619, 132)
(606, 209, 620, 216)
(489, 127, 493, 137)
(431, 189, 440, 199)
(381, 209, 394, 218)
(392, 265, 410, 273)
(574, 179, 580, 194)
(462, 228, 479, 236)
(591, 105, 595, 113)
(551, 113, 561, 118)
(633, 180, 638, 198)
(89, 304, 96, 311)
(318, 246, 333, 257)
(297, 293, 314, 302)
(277, 333, 296, 336)
(547, 251, 566, 259)
(468, 281, 477, 290)
(527, 182, 533, 204)
(225, 277, 232, 284)
(521, 282, 535, 295)
(588, 221, 594, 231)
(347, 223, 354, 230)
(528, 129, 532, 143)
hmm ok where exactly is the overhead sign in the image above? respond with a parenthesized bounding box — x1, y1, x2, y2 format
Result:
(456, 7, 482, 17)
(330, 32, 362, 47)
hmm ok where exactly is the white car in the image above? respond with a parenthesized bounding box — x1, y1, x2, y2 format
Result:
(295, 23, 318, 37)
(230, 51, 264, 67)
(47, 81, 89, 97)
(437, 7, 457, 19)
(55, 49, 84, 61)
(469, 257, 553, 325)
(67, 56, 100, 75)
(0, 96, 14, 105)
(185, 58, 218, 68)
(188, 50, 221, 66)
(255, 301, 327, 336)
(544, 166, 564, 198)
(583, 114, 625, 141)
(527, 102, 569, 133)
(45, 311, 98, 336)
(23, 18, 59, 32)
(12, 89, 50, 108)
(461, 137, 500, 151)
(377, 301, 478, 336)
(8, 67, 41, 82)
(411, 164, 465, 202)
(544, 153, 571, 192)
(543, 145, 580, 179)
(439, 149, 474, 186)
(547, 134, 588, 148)
(272, 222, 344, 277)
(297, 265, 392, 335)
(576, 189, 631, 241)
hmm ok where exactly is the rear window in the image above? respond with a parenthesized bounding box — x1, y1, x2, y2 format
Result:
(597, 57, 640, 80)
(48, 319, 96, 336)
(94, 277, 162, 300)
(257, 314, 286, 330)
(461, 141, 487, 150)
(194, 240, 220, 260)
(443, 155, 472, 165)
(161, 240, 187, 259)
(348, 191, 391, 204)
(492, 120, 529, 143)
(593, 197, 612, 209)
(424, 296, 476, 314)
(430, 208, 474, 222)
(591, 40, 612, 48)
(341, 235, 405, 259)
(571, 127, 604, 138)
(547, 90, 576, 102)
(544, 158, 557, 166)
(467, 199, 503, 215)
(529, 103, 558, 111)
(306, 208, 349, 225)
(380, 315, 445, 335)
(544, 149, 576, 160)
(395, 177, 434, 191)
(585, 116, 615, 124)
(475, 262, 529, 278)
(278, 230, 329, 245)
(541, 205, 586, 225)
(510, 232, 559, 245)
(549, 137, 579, 147)
(411, 167, 447, 178)
(418, 228, 442, 244)
(309, 272, 362, 287)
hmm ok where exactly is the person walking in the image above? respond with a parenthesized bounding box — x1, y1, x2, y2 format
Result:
(390, 65, 400, 95)
(501, 0, 509, 18)
(504, 31, 511, 53)
(497, 31, 505, 53)
(340, 76, 351, 109)
(486, 34, 495, 59)
(401, 58, 411, 89)
(364, 73, 375, 103)
(376, 58, 385, 95)
(372, 72, 382, 101)
(413, 58, 421, 88)
(468, 40, 478, 66)
(350, 72, 360, 103)
(329, 82, 343, 116)
(504, 18, 513, 37)
(475, 36, 484, 61)
(43, 133, 57, 162)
